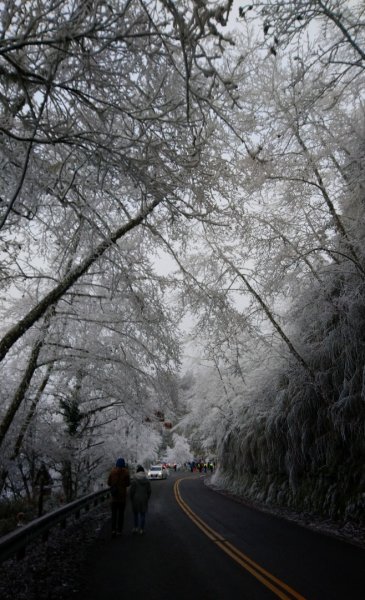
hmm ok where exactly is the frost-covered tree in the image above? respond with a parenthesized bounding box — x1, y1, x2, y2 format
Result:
(0, 0, 242, 498)
(164, 433, 192, 466)
(0, 225, 182, 496)
(171, 1, 365, 524)
(0, 0, 238, 359)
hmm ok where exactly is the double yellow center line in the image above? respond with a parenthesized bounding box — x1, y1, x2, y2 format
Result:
(174, 478, 306, 600)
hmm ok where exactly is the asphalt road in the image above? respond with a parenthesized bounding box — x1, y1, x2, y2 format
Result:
(73, 472, 364, 600)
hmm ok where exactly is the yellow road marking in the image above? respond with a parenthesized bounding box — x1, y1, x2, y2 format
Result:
(174, 478, 307, 600)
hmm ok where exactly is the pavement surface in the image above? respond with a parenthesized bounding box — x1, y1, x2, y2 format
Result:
(73, 472, 365, 600)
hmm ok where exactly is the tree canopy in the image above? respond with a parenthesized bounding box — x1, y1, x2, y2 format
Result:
(1, 1, 365, 524)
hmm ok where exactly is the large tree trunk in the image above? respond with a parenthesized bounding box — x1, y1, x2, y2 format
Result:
(0, 337, 45, 450)
(0, 196, 162, 363)
(0, 365, 53, 495)
(0, 305, 56, 450)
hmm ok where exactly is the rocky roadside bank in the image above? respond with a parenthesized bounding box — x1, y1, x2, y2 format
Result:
(0, 501, 110, 600)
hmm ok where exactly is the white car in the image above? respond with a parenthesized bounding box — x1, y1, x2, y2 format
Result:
(147, 465, 168, 480)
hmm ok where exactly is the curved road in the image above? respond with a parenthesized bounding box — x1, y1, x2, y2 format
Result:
(74, 472, 364, 599)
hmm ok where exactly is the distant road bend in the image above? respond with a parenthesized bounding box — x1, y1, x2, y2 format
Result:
(75, 472, 365, 600)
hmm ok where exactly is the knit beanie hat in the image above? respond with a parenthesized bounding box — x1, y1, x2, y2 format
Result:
(116, 458, 125, 468)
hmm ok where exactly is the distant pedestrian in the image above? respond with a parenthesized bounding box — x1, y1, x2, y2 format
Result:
(130, 465, 151, 535)
(34, 462, 53, 517)
(107, 457, 130, 538)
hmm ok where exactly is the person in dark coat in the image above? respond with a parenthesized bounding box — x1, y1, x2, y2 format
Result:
(107, 457, 130, 537)
(130, 465, 151, 535)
